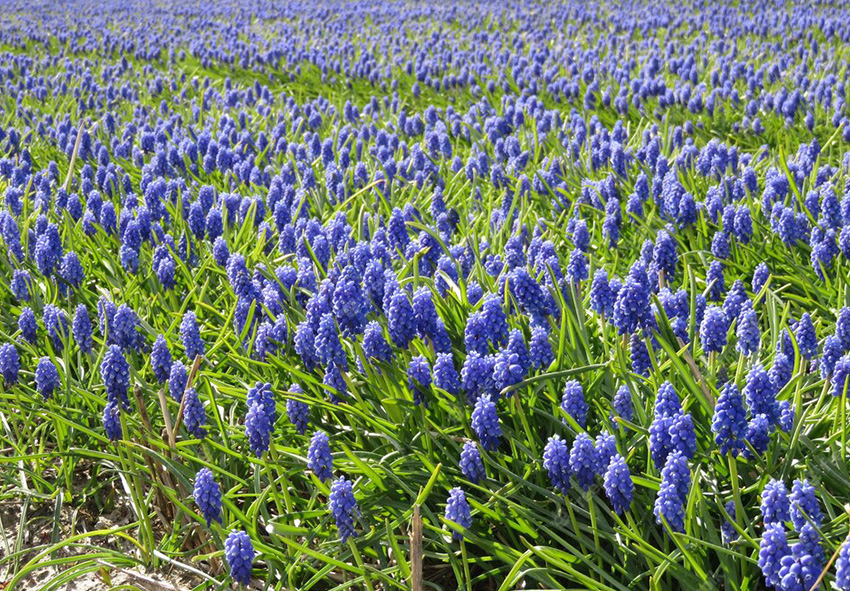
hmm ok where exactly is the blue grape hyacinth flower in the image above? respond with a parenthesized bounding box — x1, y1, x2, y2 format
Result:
(329, 476, 359, 543)
(224, 530, 254, 586)
(603, 453, 633, 515)
(711, 382, 748, 456)
(560, 379, 588, 428)
(308, 430, 333, 482)
(286, 383, 309, 434)
(760, 479, 791, 527)
(150, 334, 173, 384)
(543, 435, 571, 494)
(653, 451, 690, 533)
(193, 467, 222, 527)
(758, 523, 791, 589)
(570, 433, 598, 491)
(102, 400, 122, 442)
(471, 394, 501, 451)
(183, 387, 207, 439)
(445, 487, 472, 541)
(35, 357, 60, 400)
(180, 310, 205, 360)
(0, 343, 20, 386)
(459, 440, 485, 484)
(245, 399, 272, 457)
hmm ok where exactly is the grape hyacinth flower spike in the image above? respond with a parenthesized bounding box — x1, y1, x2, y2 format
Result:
(224, 530, 254, 586)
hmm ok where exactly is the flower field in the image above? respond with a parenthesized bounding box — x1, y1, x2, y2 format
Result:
(3, 0, 850, 589)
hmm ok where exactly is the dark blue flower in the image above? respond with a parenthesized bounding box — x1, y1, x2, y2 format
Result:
(761, 479, 791, 526)
(603, 453, 633, 514)
(412, 287, 438, 339)
(712, 382, 748, 456)
(790, 479, 822, 532)
(480, 294, 509, 347)
(795, 313, 818, 361)
(193, 467, 222, 527)
(653, 451, 690, 533)
(655, 381, 682, 417)
(245, 399, 271, 457)
(308, 430, 333, 482)
(836, 538, 850, 589)
(668, 412, 697, 459)
(779, 535, 821, 591)
(183, 387, 207, 439)
(471, 394, 500, 451)
(570, 432, 598, 491)
(315, 313, 347, 370)
(778, 401, 795, 433)
(35, 356, 60, 399)
(43, 304, 69, 351)
(595, 431, 617, 472)
(837, 308, 850, 351)
(736, 306, 760, 356)
(112, 304, 140, 351)
(630, 332, 652, 376)
(589, 269, 615, 317)
(224, 530, 254, 586)
(10, 269, 31, 301)
(168, 360, 188, 403)
(821, 335, 842, 379)
(770, 352, 793, 392)
(294, 322, 318, 371)
(408, 355, 431, 406)
(445, 487, 472, 541)
(247, 381, 276, 427)
(180, 311, 204, 360)
(388, 292, 416, 348)
(711, 230, 730, 259)
(329, 476, 359, 543)
(72, 305, 93, 354)
(652, 230, 678, 279)
(560, 380, 588, 428)
(753, 263, 770, 298)
(464, 312, 489, 355)
(613, 275, 651, 335)
(433, 353, 460, 395)
(361, 321, 392, 370)
(103, 400, 122, 442)
(333, 265, 368, 336)
(460, 441, 485, 484)
(700, 306, 728, 353)
(213, 237, 230, 266)
(0, 343, 20, 385)
(543, 434, 571, 494)
(286, 383, 309, 434)
(611, 385, 633, 424)
(744, 413, 772, 459)
(706, 261, 725, 301)
(150, 334, 172, 384)
(744, 365, 779, 425)
(492, 346, 524, 394)
(59, 251, 85, 291)
(323, 362, 348, 403)
(461, 352, 495, 404)
(529, 326, 554, 369)
(721, 500, 739, 544)
(722, 280, 749, 324)
(833, 354, 850, 397)
(100, 345, 130, 409)
(566, 248, 588, 283)
(758, 523, 791, 589)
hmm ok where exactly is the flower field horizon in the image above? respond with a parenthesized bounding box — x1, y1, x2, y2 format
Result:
(1, 0, 850, 590)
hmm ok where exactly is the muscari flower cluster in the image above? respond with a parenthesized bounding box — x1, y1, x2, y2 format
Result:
(3, 1, 850, 587)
